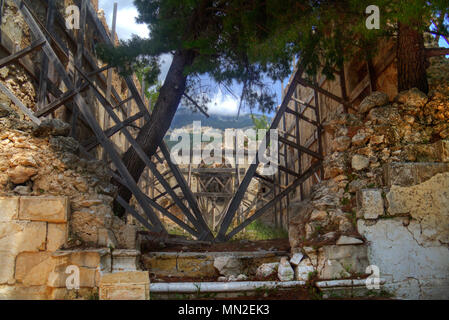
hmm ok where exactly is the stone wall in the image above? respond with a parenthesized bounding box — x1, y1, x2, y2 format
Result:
(287, 83, 449, 299)
(0, 194, 147, 300)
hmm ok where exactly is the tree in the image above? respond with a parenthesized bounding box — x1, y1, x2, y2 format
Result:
(98, 0, 449, 215)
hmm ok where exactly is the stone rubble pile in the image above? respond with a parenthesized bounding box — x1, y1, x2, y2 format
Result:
(0, 99, 137, 250)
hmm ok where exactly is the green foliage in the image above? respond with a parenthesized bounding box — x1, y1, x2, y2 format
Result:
(233, 220, 288, 240)
(97, 0, 449, 114)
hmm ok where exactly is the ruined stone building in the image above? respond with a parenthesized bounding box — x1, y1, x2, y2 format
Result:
(0, 0, 448, 300)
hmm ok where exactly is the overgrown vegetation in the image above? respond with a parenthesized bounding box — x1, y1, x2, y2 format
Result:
(232, 220, 288, 241)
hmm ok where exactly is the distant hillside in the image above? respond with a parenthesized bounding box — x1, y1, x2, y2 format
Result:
(170, 107, 270, 131)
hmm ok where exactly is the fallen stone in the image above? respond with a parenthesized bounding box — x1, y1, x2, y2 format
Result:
(237, 274, 248, 281)
(0, 102, 17, 118)
(396, 88, 428, 108)
(213, 256, 242, 277)
(336, 235, 364, 245)
(32, 119, 70, 137)
(7, 165, 37, 184)
(351, 155, 369, 171)
(295, 258, 315, 281)
(359, 92, 389, 113)
(278, 257, 294, 281)
(255, 262, 279, 278)
(332, 136, 351, 152)
(289, 253, 304, 266)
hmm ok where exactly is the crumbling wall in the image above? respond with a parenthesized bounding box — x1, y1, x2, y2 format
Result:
(287, 81, 449, 299)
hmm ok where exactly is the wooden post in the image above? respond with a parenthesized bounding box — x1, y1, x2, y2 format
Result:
(104, 2, 117, 130)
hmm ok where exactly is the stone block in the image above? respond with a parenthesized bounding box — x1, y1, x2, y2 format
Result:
(320, 245, 369, 279)
(112, 249, 139, 272)
(0, 197, 19, 221)
(47, 223, 68, 251)
(357, 189, 384, 219)
(99, 271, 149, 300)
(0, 221, 47, 253)
(52, 248, 111, 272)
(19, 196, 68, 223)
(47, 267, 98, 289)
(0, 252, 16, 284)
(0, 285, 48, 300)
(15, 252, 54, 286)
(386, 172, 449, 244)
(384, 162, 449, 187)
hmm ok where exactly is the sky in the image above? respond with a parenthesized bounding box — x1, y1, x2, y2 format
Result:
(97, 0, 284, 117)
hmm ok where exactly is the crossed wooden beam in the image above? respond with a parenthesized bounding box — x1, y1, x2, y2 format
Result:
(1, 0, 362, 242)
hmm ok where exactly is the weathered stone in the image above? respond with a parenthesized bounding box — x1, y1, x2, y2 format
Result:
(289, 253, 304, 266)
(213, 256, 242, 277)
(310, 209, 327, 221)
(277, 257, 294, 281)
(396, 88, 428, 108)
(0, 252, 16, 284)
(359, 92, 389, 113)
(332, 136, 351, 152)
(295, 258, 315, 281)
(351, 132, 369, 146)
(99, 271, 149, 300)
(320, 245, 369, 279)
(112, 249, 139, 272)
(47, 266, 98, 288)
(0, 284, 48, 300)
(19, 196, 68, 223)
(237, 274, 248, 281)
(0, 221, 46, 253)
(369, 135, 384, 145)
(351, 155, 369, 171)
(13, 185, 31, 195)
(358, 218, 449, 299)
(357, 189, 384, 219)
(255, 263, 279, 278)
(32, 119, 70, 137)
(15, 252, 54, 286)
(386, 172, 449, 244)
(97, 228, 118, 248)
(0, 197, 18, 221)
(0, 102, 16, 118)
(7, 165, 37, 184)
(336, 235, 364, 245)
(47, 223, 68, 251)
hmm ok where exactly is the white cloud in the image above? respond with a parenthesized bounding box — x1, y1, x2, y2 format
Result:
(98, 1, 149, 40)
(207, 90, 240, 116)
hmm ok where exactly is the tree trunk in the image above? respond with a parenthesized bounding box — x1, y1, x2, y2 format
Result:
(114, 49, 195, 216)
(397, 23, 429, 94)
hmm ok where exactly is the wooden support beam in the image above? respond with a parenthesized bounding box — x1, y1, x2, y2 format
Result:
(0, 82, 41, 124)
(83, 111, 144, 150)
(285, 107, 321, 127)
(0, 38, 45, 68)
(36, 0, 55, 110)
(35, 82, 90, 117)
(297, 77, 350, 108)
(13, 0, 166, 233)
(225, 162, 322, 240)
(216, 62, 307, 241)
(278, 136, 323, 160)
